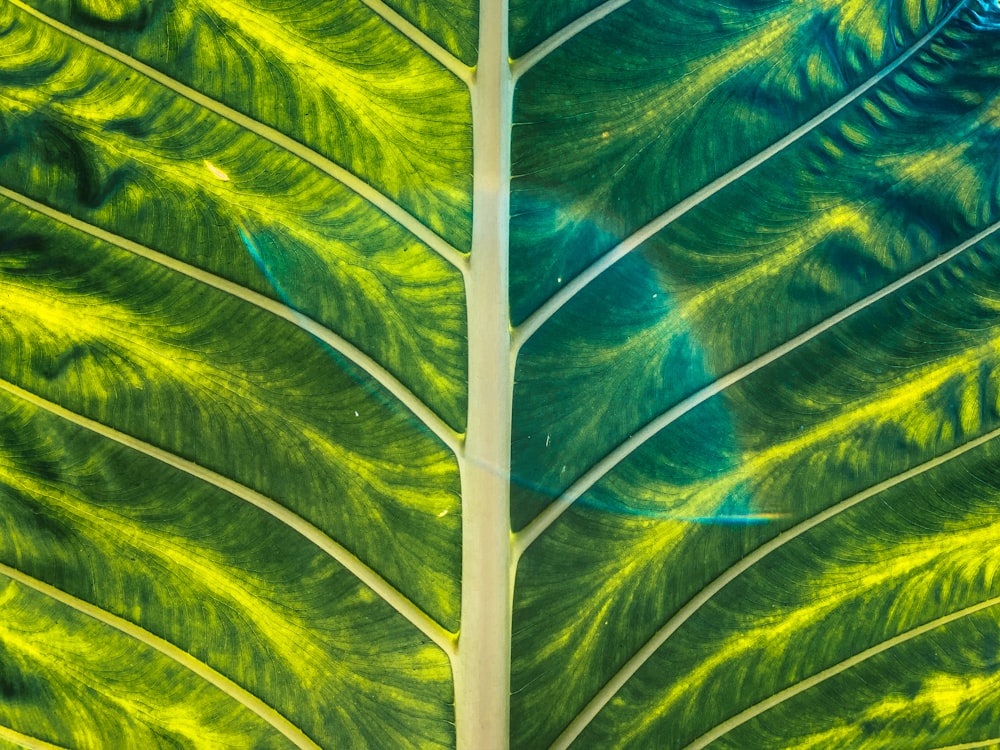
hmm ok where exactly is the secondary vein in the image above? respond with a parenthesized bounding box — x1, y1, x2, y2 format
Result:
(5, 0, 468, 273)
(0, 378, 457, 658)
(0, 725, 67, 750)
(548, 423, 1000, 749)
(0, 561, 323, 750)
(357, 0, 472, 85)
(512, 0, 633, 80)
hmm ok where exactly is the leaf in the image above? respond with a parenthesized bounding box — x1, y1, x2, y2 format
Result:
(3, 0, 1000, 747)
(510, 0, 1000, 747)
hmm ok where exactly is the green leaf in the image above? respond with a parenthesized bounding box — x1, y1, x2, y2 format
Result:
(511, 1, 1000, 747)
(3, 0, 1000, 747)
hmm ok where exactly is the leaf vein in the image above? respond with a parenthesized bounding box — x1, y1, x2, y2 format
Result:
(0, 378, 457, 658)
(5, 0, 468, 273)
(0, 725, 67, 750)
(356, 0, 472, 85)
(512, 0, 634, 80)
(0, 561, 324, 750)
(547, 423, 1000, 749)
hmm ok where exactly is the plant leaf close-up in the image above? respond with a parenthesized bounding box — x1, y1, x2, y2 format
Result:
(3, 0, 1000, 747)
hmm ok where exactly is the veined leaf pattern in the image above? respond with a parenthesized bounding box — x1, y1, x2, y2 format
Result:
(1, 0, 999, 747)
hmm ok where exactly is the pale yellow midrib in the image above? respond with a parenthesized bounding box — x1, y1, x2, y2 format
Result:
(5, 0, 468, 273)
(0, 562, 322, 750)
(452, 0, 515, 747)
(0, 185, 461, 456)
(0, 379, 456, 657)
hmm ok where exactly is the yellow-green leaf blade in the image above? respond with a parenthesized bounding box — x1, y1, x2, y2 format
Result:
(0, 388, 455, 748)
(0, 2, 469, 430)
(0, 195, 462, 631)
(19, 0, 473, 250)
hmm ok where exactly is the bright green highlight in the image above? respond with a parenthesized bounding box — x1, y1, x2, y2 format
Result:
(0, 391, 455, 748)
(24, 0, 473, 249)
(0, 2, 468, 429)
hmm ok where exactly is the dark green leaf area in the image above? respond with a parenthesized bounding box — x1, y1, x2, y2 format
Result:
(640, 28, 1000, 369)
(509, 0, 605, 59)
(0, 205, 461, 630)
(510, 252, 729, 530)
(27, 0, 473, 248)
(511, 6, 1000, 526)
(0, 393, 455, 748)
(510, 0, 963, 322)
(0, 9, 468, 430)
(576, 440, 1000, 748)
(0, 578, 294, 749)
(380, 0, 478, 65)
(512, 236, 1000, 748)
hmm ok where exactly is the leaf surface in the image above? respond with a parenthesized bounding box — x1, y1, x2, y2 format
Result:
(510, 0, 1000, 747)
(4, 0, 1000, 747)
(0, 0, 466, 745)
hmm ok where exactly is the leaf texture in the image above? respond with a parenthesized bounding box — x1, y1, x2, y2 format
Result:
(4, 0, 1000, 746)
(511, 0, 1000, 747)
(0, 0, 469, 743)
(0, 393, 455, 747)
(21, 0, 473, 248)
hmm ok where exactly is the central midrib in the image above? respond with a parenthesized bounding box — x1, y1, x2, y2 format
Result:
(454, 0, 515, 748)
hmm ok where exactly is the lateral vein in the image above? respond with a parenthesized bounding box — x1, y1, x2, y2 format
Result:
(0, 379, 457, 658)
(0, 562, 323, 750)
(514, 215, 1000, 556)
(512, 0, 967, 350)
(512, 0, 633, 80)
(548, 423, 1000, 750)
(0, 185, 461, 456)
(5, 0, 468, 272)
(357, 0, 472, 85)
(681, 595, 1000, 749)
(0, 725, 67, 750)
